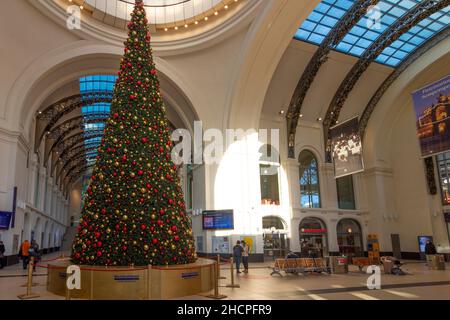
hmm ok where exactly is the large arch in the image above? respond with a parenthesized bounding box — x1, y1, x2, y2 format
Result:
(363, 37, 450, 168)
(226, 0, 321, 131)
(4, 42, 200, 140)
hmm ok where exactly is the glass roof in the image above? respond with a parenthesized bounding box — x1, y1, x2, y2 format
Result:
(79, 75, 117, 167)
(83, 0, 228, 25)
(295, 0, 450, 67)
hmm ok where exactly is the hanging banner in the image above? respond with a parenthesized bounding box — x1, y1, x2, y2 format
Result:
(330, 117, 364, 178)
(0, 211, 12, 230)
(412, 75, 450, 157)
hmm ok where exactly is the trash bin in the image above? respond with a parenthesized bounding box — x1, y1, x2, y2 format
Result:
(382, 260, 393, 274)
(330, 256, 348, 274)
(429, 255, 446, 270)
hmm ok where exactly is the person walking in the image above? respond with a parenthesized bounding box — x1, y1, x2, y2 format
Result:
(30, 240, 41, 272)
(242, 240, 250, 273)
(0, 241, 5, 269)
(233, 240, 244, 273)
(19, 240, 30, 270)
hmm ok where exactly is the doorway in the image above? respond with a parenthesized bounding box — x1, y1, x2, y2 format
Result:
(262, 216, 289, 260)
(391, 234, 401, 259)
(299, 217, 328, 257)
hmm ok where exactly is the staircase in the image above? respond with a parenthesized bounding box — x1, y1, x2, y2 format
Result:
(60, 226, 78, 251)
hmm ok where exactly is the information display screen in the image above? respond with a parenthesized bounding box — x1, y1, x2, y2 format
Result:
(0, 211, 12, 230)
(202, 210, 234, 230)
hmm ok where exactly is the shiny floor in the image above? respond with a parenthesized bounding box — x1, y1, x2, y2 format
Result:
(1, 252, 449, 300)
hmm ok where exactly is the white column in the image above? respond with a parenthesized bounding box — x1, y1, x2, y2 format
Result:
(27, 154, 39, 204)
(38, 167, 46, 211)
(51, 185, 58, 218)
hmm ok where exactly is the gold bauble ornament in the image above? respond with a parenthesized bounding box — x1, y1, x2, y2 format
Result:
(123, 215, 128, 221)
(144, 245, 149, 251)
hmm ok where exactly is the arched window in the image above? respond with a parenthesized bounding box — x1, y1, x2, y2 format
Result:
(259, 145, 280, 205)
(299, 150, 321, 208)
(262, 216, 285, 230)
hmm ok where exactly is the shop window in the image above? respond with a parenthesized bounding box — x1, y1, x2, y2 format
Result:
(259, 145, 280, 205)
(299, 217, 328, 257)
(336, 219, 363, 259)
(299, 150, 321, 208)
(436, 152, 450, 205)
(336, 175, 356, 210)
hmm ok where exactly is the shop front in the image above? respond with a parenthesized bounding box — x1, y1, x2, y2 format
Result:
(337, 218, 364, 260)
(299, 217, 328, 257)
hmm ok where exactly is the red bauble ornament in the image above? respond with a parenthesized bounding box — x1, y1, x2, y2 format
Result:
(142, 137, 147, 143)
(152, 239, 158, 245)
(141, 224, 147, 231)
(168, 199, 174, 205)
(130, 95, 136, 100)
(138, 170, 144, 176)
(95, 232, 101, 239)
(174, 236, 180, 242)
(97, 241, 102, 247)
(97, 251, 103, 257)
(171, 226, 178, 232)
(101, 208, 107, 215)
(151, 69, 157, 75)
(113, 113, 119, 119)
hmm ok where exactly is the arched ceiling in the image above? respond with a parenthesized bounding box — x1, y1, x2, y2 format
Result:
(59, 0, 246, 37)
(34, 72, 197, 196)
(277, 0, 449, 159)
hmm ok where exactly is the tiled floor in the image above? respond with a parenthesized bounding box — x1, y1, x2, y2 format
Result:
(1, 253, 449, 300)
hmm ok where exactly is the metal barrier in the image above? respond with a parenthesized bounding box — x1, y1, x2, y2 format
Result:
(206, 258, 227, 299)
(17, 257, 40, 300)
(226, 257, 240, 288)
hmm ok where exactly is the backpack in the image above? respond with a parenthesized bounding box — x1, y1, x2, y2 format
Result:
(233, 245, 243, 257)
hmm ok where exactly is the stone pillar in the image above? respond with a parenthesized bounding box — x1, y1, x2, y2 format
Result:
(38, 167, 47, 212)
(27, 154, 39, 205)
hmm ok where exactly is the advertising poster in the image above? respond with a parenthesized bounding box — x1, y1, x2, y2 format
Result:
(240, 236, 256, 254)
(212, 236, 230, 254)
(330, 117, 364, 178)
(412, 75, 450, 157)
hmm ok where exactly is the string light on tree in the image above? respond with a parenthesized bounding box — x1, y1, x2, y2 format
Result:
(71, 0, 196, 267)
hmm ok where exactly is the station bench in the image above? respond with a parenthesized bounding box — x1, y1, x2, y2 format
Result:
(271, 258, 330, 276)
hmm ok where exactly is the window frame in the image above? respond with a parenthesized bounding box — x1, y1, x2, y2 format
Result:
(299, 150, 322, 209)
(436, 152, 450, 206)
(336, 174, 356, 210)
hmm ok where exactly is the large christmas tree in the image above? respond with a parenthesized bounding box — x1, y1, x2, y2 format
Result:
(71, 0, 196, 266)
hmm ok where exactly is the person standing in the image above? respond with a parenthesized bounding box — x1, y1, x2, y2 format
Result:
(0, 241, 5, 269)
(233, 240, 244, 273)
(425, 240, 437, 265)
(242, 240, 251, 273)
(19, 240, 30, 270)
(30, 240, 41, 271)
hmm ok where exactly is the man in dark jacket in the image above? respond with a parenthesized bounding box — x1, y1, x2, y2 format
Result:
(425, 240, 437, 255)
(0, 241, 5, 269)
(425, 240, 437, 266)
(233, 241, 244, 273)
